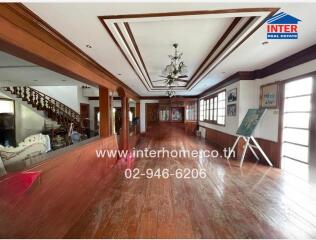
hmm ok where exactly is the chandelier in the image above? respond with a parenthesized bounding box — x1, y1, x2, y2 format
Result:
(159, 43, 189, 97)
(162, 43, 188, 79)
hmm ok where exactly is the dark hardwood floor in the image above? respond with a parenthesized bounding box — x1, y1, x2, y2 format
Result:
(1, 124, 316, 238)
(65, 124, 316, 238)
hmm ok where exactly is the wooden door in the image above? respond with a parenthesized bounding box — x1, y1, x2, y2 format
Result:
(146, 103, 159, 130)
(114, 107, 121, 135)
(80, 103, 90, 134)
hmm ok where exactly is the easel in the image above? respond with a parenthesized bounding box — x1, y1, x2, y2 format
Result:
(226, 109, 273, 168)
(227, 135, 273, 167)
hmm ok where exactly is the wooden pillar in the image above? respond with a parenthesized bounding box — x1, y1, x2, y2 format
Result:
(136, 102, 140, 117)
(99, 87, 110, 138)
(136, 102, 140, 133)
(120, 96, 129, 150)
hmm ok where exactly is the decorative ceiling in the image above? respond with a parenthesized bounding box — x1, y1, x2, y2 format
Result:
(23, 2, 316, 96)
(99, 8, 277, 92)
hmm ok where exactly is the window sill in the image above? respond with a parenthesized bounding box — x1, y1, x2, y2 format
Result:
(200, 120, 226, 127)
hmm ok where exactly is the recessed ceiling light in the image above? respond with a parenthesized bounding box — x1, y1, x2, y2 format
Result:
(86, 44, 92, 48)
(261, 41, 269, 45)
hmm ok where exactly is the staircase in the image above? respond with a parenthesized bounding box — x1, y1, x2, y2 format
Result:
(3, 86, 84, 132)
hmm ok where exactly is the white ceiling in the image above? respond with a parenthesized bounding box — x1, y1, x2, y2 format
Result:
(0, 51, 90, 87)
(130, 17, 233, 88)
(17, 2, 316, 96)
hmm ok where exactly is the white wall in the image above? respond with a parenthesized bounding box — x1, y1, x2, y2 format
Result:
(199, 81, 240, 136)
(32, 86, 89, 113)
(15, 103, 58, 142)
(254, 59, 316, 142)
(140, 99, 159, 133)
(198, 59, 316, 142)
(0, 92, 58, 143)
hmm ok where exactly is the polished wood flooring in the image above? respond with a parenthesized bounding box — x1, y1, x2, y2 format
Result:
(1, 124, 316, 238)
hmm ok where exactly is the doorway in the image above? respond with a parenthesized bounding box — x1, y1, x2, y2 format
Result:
(281, 77, 313, 180)
(145, 103, 159, 131)
(80, 103, 90, 136)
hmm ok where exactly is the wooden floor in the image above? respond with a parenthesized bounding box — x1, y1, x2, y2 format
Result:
(1, 124, 316, 238)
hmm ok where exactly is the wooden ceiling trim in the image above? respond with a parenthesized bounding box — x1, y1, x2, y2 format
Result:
(113, 22, 151, 90)
(188, 17, 242, 84)
(199, 44, 316, 97)
(124, 22, 153, 88)
(99, 8, 278, 92)
(99, 8, 278, 20)
(188, 16, 257, 89)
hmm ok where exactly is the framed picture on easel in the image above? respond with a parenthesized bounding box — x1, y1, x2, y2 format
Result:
(260, 82, 279, 109)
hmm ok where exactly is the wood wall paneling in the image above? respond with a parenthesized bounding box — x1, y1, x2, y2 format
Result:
(99, 87, 110, 137)
(0, 135, 118, 238)
(204, 127, 280, 167)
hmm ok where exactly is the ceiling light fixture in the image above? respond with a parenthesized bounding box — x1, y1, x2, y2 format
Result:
(166, 88, 176, 98)
(155, 43, 189, 97)
(261, 41, 269, 45)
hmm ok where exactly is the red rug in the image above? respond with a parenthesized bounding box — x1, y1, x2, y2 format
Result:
(0, 171, 41, 201)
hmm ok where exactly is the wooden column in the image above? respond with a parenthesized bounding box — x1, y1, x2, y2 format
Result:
(136, 102, 140, 118)
(120, 96, 129, 150)
(99, 87, 110, 138)
(135, 102, 140, 133)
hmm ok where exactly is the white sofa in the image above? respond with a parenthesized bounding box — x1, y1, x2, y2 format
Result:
(0, 134, 51, 171)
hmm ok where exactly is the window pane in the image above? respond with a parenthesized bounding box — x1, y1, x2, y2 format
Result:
(0, 100, 14, 114)
(218, 108, 225, 117)
(284, 96, 311, 112)
(283, 157, 309, 181)
(214, 108, 217, 120)
(218, 92, 225, 101)
(218, 101, 225, 108)
(285, 77, 313, 97)
(283, 128, 309, 146)
(282, 142, 309, 163)
(283, 112, 310, 129)
(218, 117, 225, 125)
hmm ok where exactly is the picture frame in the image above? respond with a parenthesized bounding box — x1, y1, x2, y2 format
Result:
(227, 88, 237, 102)
(227, 104, 237, 116)
(260, 82, 279, 109)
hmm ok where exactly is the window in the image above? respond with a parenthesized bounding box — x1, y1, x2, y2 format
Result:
(281, 77, 313, 181)
(0, 99, 14, 114)
(205, 99, 209, 120)
(210, 98, 214, 121)
(199, 99, 204, 121)
(199, 90, 226, 125)
(217, 91, 226, 125)
(186, 102, 197, 121)
(159, 105, 170, 121)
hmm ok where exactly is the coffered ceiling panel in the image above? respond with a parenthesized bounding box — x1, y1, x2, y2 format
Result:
(99, 9, 277, 92)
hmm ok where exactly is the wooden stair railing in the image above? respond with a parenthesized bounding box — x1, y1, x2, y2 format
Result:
(3, 86, 84, 133)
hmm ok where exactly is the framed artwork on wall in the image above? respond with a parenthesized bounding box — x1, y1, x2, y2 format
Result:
(260, 82, 279, 109)
(227, 88, 237, 102)
(227, 104, 237, 116)
(171, 107, 184, 121)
